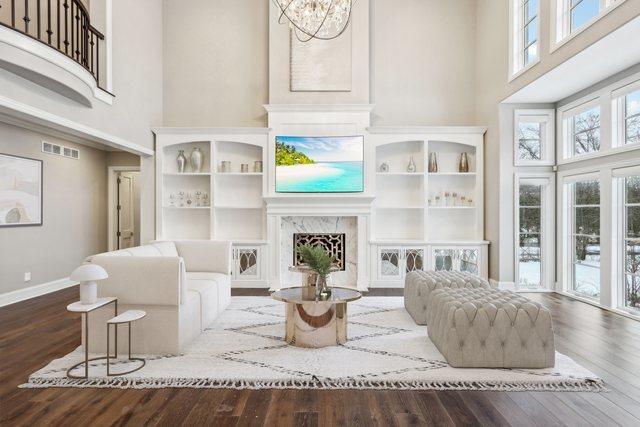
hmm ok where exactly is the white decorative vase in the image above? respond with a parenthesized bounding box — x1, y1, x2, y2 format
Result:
(79, 281, 98, 304)
(407, 156, 416, 173)
(176, 150, 187, 173)
(190, 147, 203, 173)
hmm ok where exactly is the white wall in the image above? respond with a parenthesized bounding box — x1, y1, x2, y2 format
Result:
(162, 0, 269, 127)
(371, 0, 477, 125)
(162, 0, 479, 127)
(0, 123, 108, 294)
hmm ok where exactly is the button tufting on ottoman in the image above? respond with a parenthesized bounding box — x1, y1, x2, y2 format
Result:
(404, 271, 490, 325)
(426, 287, 555, 368)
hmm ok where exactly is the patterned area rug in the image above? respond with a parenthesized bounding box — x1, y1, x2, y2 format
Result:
(22, 297, 605, 391)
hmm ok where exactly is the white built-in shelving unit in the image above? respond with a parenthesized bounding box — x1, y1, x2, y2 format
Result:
(368, 127, 488, 286)
(370, 130, 483, 242)
(154, 128, 270, 287)
(153, 120, 488, 289)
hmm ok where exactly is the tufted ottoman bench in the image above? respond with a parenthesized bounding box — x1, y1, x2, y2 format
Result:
(426, 288, 555, 368)
(404, 270, 490, 325)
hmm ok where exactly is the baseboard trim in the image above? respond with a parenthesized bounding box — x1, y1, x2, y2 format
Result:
(0, 277, 77, 307)
(489, 279, 516, 290)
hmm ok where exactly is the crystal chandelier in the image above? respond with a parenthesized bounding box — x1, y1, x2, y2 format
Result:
(272, 0, 355, 42)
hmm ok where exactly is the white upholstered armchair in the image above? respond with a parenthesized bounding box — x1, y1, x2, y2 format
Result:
(84, 240, 232, 355)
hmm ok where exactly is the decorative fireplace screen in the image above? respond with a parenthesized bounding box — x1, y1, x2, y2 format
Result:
(293, 233, 346, 271)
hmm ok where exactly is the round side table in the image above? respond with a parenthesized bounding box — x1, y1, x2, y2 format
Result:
(106, 310, 147, 376)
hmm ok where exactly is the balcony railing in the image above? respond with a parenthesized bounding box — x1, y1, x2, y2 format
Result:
(0, 0, 105, 87)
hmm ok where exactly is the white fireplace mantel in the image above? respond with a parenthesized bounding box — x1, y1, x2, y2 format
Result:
(264, 195, 375, 216)
(266, 194, 372, 292)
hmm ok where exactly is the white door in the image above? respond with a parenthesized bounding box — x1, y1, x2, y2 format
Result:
(117, 172, 135, 249)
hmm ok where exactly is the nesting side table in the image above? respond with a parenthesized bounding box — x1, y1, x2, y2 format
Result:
(66, 297, 117, 379)
(106, 310, 147, 376)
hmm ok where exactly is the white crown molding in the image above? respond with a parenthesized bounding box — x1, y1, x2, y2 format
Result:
(367, 126, 488, 135)
(0, 94, 153, 156)
(0, 278, 77, 308)
(264, 104, 375, 113)
(152, 127, 271, 135)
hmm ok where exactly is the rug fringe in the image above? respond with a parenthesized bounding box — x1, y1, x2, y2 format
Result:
(19, 377, 607, 392)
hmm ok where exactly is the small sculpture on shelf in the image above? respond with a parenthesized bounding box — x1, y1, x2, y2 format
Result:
(241, 163, 249, 173)
(190, 147, 204, 173)
(459, 152, 469, 173)
(379, 163, 389, 173)
(220, 161, 231, 173)
(407, 156, 416, 173)
(428, 153, 438, 173)
(176, 150, 187, 173)
(254, 160, 263, 173)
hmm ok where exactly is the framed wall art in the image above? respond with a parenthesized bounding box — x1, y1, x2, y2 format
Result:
(0, 153, 43, 227)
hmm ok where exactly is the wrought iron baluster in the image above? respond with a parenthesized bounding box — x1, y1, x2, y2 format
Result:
(56, 0, 60, 48)
(11, 0, 16, 27)
(37, 0, 41, 39)
(63, 0, 68, 53)
(75, 3, 79, 61)
(70, 1, 73, 57)
(46, 0, 52, 44)
(96, 34, 99, 84)
(89, 31, 94, 74)
(23, 0, 29, 34)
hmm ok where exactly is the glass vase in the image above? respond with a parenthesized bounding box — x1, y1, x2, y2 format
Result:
(315, 273, 332, 300)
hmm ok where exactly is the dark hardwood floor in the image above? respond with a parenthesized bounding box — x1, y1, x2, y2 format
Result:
(1, 287, 639, 426)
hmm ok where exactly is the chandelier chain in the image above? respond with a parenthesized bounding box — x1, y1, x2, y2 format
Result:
(273, 0, 355, 42)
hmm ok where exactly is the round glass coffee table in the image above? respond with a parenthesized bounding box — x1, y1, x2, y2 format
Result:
(271, 287, 362, 348)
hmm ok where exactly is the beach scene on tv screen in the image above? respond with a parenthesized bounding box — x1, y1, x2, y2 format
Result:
(275, 136, 364, 193)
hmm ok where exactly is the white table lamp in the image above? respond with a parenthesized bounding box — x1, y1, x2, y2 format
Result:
(70, 264, 108, 304)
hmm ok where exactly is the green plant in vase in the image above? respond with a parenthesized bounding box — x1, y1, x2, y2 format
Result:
(296, 244, 336, 300)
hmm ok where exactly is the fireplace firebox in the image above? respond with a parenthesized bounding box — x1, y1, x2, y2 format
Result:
(293, 233, 346, 271)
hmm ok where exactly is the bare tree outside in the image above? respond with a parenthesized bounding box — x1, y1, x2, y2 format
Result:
(572, 180, 600, 297)
(625, 90, 640, 145)
(519, 183, 542, 287)
(518, 122, 542, 160)
(573, 107, 600, 155)
(625, 176, 640, 310)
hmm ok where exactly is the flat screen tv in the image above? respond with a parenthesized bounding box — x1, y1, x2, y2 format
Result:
(275, 135, 364, 193)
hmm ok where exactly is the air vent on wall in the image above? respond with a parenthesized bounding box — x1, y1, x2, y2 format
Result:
(42, 141, 79, 159)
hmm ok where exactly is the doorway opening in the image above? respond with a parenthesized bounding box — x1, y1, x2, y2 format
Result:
(108, 166, 141, 251)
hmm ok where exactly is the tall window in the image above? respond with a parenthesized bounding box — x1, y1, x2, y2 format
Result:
(518, 182, 543, 288)
(571, 106, 601, 156)
(518, 122, 542, 161)
(555, 0, 623, 44)
(569, 0, 600, 32)
(570, 179, 600, 298)
(624, 175, 640, 313)
(514, 109, 554, 165)
(511, 0, 539, 76)
(624, 90, 640, 145)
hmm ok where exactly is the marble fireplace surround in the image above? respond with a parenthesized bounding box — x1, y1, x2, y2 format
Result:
(265, 196, 373, 291)
(281, 216, 356, 288)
